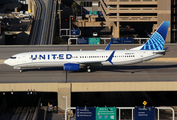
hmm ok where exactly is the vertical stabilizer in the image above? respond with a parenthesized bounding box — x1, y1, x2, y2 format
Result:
(105, 42, 111, 50)
(141, 21, 170, 50)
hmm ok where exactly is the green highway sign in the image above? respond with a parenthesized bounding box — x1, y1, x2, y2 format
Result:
(89, 38, 100, 45)
(89, 11, 97, 15)
(96, 107, 116, 120)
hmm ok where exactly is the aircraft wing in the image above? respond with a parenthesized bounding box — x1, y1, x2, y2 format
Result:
(67, 50, 115, 66)
(66, 61, 103, 67)
(79, 61, 103, 66)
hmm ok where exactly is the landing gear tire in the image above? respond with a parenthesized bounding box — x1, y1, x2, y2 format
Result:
(87, 69, 91, 73)
(20, 69, 22, 73)
(87, 66, 91, 73)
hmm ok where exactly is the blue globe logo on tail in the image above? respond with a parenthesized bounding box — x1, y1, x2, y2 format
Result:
(141, 21, 170, 50)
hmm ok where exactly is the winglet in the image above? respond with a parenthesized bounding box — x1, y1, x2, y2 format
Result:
(105, 42, 111, 50)
(106, 51, 115, 65)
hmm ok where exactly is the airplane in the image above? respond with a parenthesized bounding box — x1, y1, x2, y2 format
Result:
(4, 21, 170, 73)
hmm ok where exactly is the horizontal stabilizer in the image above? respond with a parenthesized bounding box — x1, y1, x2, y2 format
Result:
(163, 47, 169, 51)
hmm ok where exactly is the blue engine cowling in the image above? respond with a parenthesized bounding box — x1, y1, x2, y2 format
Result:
(64, 63, 79, 71)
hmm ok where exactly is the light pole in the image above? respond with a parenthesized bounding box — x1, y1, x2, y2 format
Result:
(172, 29, 176, 43)
(69, 15, 73, 38)
(63, 96, 67, 109)
(58, 0, 63, 37)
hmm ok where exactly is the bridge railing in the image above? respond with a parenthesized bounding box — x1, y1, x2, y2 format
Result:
(64, 107, 175, 120)
(67, 38, 149, 45)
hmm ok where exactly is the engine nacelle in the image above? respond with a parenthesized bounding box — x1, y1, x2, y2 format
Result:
(64, 63, 79, 71)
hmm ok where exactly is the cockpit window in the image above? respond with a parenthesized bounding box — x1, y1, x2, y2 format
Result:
(10, 57, 16, 59)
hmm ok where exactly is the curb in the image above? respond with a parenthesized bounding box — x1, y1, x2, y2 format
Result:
(153, 58, 177, 61)
(0, 60, 4, 64)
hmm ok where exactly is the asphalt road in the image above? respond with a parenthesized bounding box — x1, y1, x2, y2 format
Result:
(0, 44, 177, 83)
(29, 0, 46, 45)
(0, 62, 177, 83)
(0, 44, 177, 59)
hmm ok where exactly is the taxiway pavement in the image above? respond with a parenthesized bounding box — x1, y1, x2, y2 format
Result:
(0, 62, 177, 83)
(0, 44, 177, 83)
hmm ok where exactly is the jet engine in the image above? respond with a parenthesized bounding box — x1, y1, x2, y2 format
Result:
(64, 63, 79, 71)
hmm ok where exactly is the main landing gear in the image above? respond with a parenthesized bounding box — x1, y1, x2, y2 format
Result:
(20, 69, 22, 73)
(87, 66, 91, 73)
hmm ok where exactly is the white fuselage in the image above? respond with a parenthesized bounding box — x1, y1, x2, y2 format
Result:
(4, 50, 163, 69)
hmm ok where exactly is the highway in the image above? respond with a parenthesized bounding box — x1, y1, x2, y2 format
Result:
(0, 44, 177, 83)
(41, 0, 57, 45)
(29, 0, 57, 45)
(0, 62, 177, 83)
(0, 95, 40, 120)
(29, 0, 46, 45)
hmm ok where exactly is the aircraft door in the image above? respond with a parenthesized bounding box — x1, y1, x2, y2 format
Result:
(22, 55, 26, 62)
(141, 52, 144, 57)
(140, 52, 146, 61)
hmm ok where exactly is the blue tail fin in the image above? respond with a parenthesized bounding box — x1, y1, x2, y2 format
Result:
(141, 21, 170, 50)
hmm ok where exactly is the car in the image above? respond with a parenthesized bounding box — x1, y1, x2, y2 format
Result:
(93, 32, 98, 37)
(106, 13, 110, 16)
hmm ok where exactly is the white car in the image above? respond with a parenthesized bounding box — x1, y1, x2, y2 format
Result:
(93, 32, 98, 37)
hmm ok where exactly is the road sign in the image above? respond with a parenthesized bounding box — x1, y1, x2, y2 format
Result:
(143, 101, 147, 106)
(111, 38, 121, 44)
(78, 38, 89, 44)
(89, 38, 100, 45)
(97, 11, 103, 16)
(122, 38, 133, 44)
(71, 29, 80, 36)
(76, 107, 96, 120)
(89, 11, 97, 15)
(135, 107, 155, 120)
(96, 107, 116, 120)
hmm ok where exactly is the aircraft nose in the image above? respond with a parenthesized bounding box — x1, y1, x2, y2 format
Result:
(4, 59, 11, 65)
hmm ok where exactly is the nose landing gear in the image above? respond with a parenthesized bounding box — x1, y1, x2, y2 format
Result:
(87, 66, 91, 73)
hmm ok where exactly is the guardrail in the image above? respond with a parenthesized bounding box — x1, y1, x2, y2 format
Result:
(64, 107, 175, 120)
(60, 29, 81, 38)
(68, 37, 149, 45)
